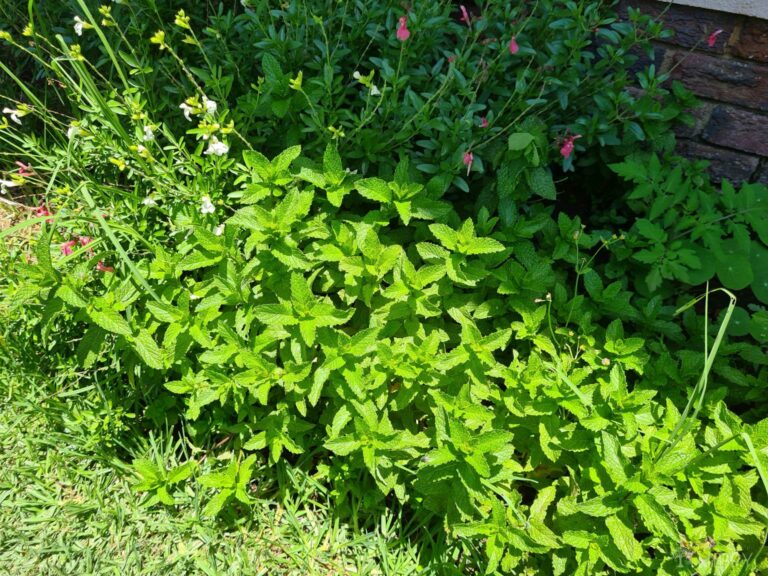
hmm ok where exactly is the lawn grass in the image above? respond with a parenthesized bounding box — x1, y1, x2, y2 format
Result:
(0, 358, 468, 576)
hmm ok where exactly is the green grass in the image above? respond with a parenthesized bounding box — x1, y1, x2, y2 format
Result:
(0, 359, 464, 576)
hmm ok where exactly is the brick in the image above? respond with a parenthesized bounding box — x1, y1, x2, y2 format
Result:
(668, 51, 768, 111)
(755, 163, 768, 184)
(617, 0, 738, 53)
(733, 18, 768, 63)
(627, 43, 666, 76)
(675, 140, 759, 183)
(702, 105, 768, 157)
(675, 102, 714, 139)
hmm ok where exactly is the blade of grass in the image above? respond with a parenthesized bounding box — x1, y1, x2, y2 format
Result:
(78, 184, 160, 303)
(655, 286, 736, 463)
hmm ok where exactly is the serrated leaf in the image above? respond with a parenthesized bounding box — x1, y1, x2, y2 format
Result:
(355, 178, 392, 203)
(634, 493, 678, 540)
(601, 432, 628, 484)
(528, 167, 556, 200)
(88, 307, 132, 336)
(272, 145, 301, 172)
(76, 325, 105, 368)
(167, 461, 197, 484)
(323, 143, 343, 178)
(508, 132, 535, 151)
(605, 515, 642, 563)
(132, 330, 164, 369)
(464, 236, 505, 255)
(325, 435, 361, 456)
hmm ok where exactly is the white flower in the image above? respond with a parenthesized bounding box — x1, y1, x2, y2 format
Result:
(370, 84, 381, 96)
(137, 144, 147, 155)
(74, 16, 85, 36)
(214, 224, 225, 236)
(204, 136, 229, 156)
(142, 125, 154, 141)
(67, 124, 78, 139)
(179, 102, 193, 121)
(203, 97, 217, 115)
(0, 178, 21, 194)
(200, 195, 215, 214)
(353, 71, 361, 80)
(142, 196, 157, 206)
(3, 107, 21, 125)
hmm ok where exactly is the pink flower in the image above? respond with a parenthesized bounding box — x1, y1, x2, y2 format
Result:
(78, 236, 92, 246)
(60, 240, 77, 256)
(459, 5, 471, 26)
(707, 29, 723, 48)
(480, 116, 489, 128)
(560, 134, 582, 159)
(463, 151, 474, 175)
(508, 37, 519, 55)
(96, 261, 115, 273)
(447, 54, 456, 63)
(396, 16, 410, 42)
(34, 203, 53, 223)
(15, 161, 31, 177)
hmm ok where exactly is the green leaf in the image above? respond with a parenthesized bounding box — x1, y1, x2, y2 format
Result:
(355, 178, 392, 203)
(76, 326, 105, 368)
(56, 284, 88, 308)
(605, 515, 642, 563)
(601, 432, 628, 484)
(262, 53, 283, 83)
(323, 143, 343, 178)
(528, 167, 556, 200)
(243, 150, 271, 176)
(132, 329, 165, 369)
(508, 132, 535, 151)
(325, 435, 361, 456)
(88, 307, 132, 336)
(634, 493, 678, 540)
(167, 461, 197, 484)
(464, 237, 505, 255)
(203, 488, 233, 517)
(272, 145, 301, 172)
(253, 303, 298, 325)
(147, 301, 185, 323)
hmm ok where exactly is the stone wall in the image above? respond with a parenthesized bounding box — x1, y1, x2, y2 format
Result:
(619, 0, 768, 183)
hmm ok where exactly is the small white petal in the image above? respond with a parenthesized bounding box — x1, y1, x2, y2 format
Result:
(204, 136, 229, 156)
(179, 103, 193, 121)
(142, 196, 157, 206)
(74, 16, 84, 36)
(3, 108, 21, 125)
(142, 126, 154, 141)
(200, 195, 216, 214)
(214, 224, 225, 236)
(67, 125, 78, 139)
(370, 84, 380, 96)
(203, 97, 217, 115)
(353, 71, 361, 80)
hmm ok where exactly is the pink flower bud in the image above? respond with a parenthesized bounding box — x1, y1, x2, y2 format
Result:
(560, 134, 582, 159)
(508, 37, 519, 55)
(60, 240, 77, 256)
(397, 16, 410, 42)
(463, 151, 474, 175)
(15, 161, 31, 177)
(480, 116, 489, 128)
(459, 5, 471, 26)
(707, 29, 723, 48)
(96, 261, 115, 273)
